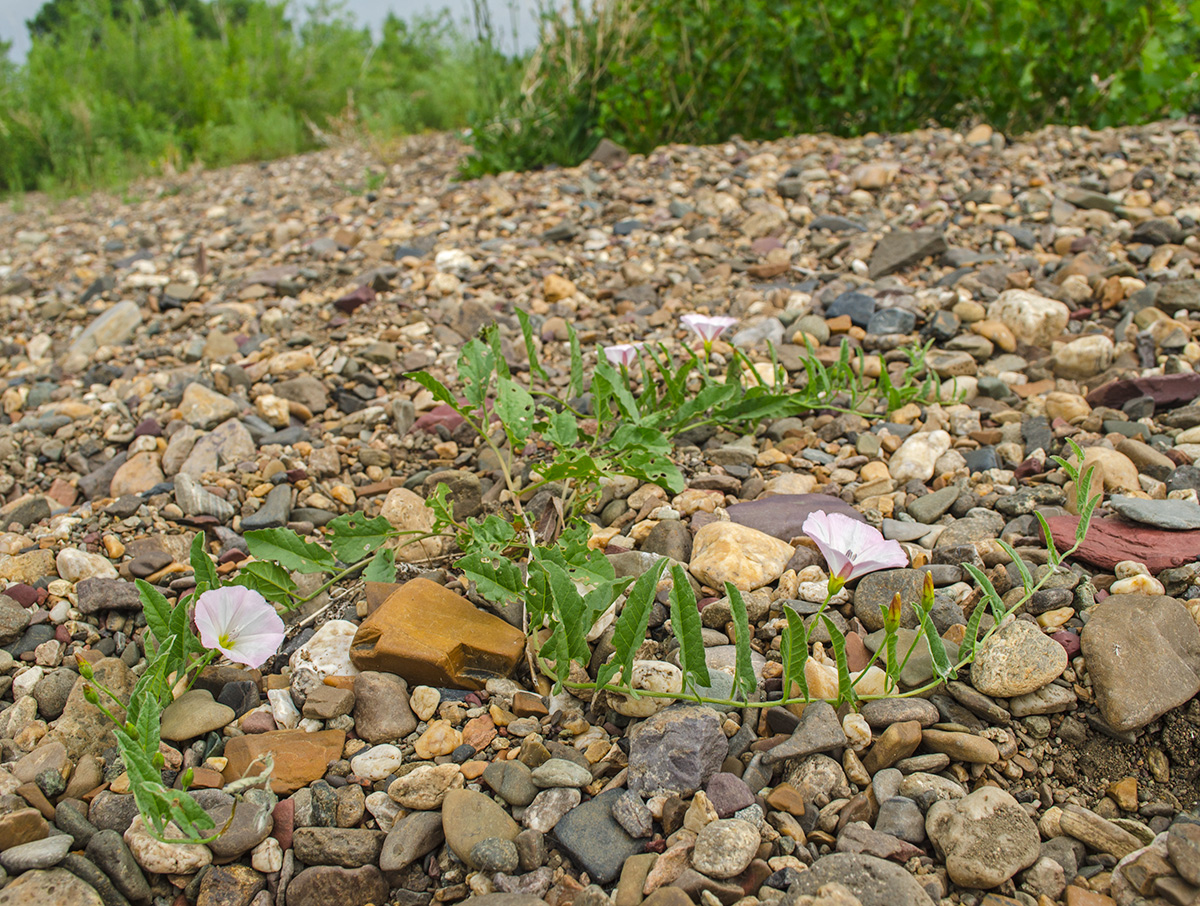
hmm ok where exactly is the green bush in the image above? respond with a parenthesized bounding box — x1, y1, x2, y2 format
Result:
(463, 0, 1200, 176)
(0, 0, 519, 192)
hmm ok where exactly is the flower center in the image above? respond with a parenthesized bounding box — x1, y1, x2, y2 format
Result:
(218, 633, 233, 648)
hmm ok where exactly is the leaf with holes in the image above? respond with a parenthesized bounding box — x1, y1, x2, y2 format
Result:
(245, 528, 336, 574)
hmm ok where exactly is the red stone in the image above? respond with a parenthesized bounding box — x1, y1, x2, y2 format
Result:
(1051, 631, 1081, 658)
(1042, 516, 1200, 573)
(271, 797, 294, 850)
(333, 284, 375, 313)
(411, 404, 465, 435)
(1085, 372, 1200, 410)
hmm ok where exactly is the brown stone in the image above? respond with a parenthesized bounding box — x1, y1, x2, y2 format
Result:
(1042, 516, 1200, 573)
(512, 691, 549, 718)
(764, 783, 806, 817)
(222, 729, 345, 794)
(861, 721, 922, 774)
(349, 579, 525, 690)
(1064, 887, 1116, 906)
(920, 729, 999, 764)
(0, 807, 49, 850)
(1086, 372, 1200, 410)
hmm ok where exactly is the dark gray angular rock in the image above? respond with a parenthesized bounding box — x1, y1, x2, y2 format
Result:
(868, 230, 948, 279)
(379, 811, 444, 874)
(762, 700, 847, 765)
(75, 579, 142, 614)
(551, 788, 641, 885)
(627, 704, 728, 797)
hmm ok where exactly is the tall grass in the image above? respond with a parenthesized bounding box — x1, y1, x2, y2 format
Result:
(463, 0, 1200, 176)
(0, 0, 520, 192)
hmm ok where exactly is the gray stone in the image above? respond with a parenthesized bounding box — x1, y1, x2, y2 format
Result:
(906, 487, 960, 523)
(352, 672, 417, 744)
(1080, 594, 1200, 731)
(192, 789, 274, 861)
(552, 788, 640, 885)
(611, 790, 654, 838)
(0, 595, 30, 644)
(868, 230, 948, 279)
(470, 838, 520, 874)
(84, 831, 149, 906)
(0, 868, 104, 906)
(691, 819, 759, 879)
(292, 828, 385, 868)
(379, 811, 444, 874)
(74, 580, 141, 615)
(873, 797, 926, 845)
(859, 698, 940, 730)
(781, 852, 934, 906)
(240, 484, 292, 530)
(482, 761, 537, 808)
(762, 700, 847, 765)
(0, 835, 72, 872)
(62, 302, 142, 372)
(284, 865, 388, 906)
(531, 758, 591, 789)
(854, 569, 926, 631)
(1109, 495, 1200, 530)
(174, 473, 235, 522)
(627, 704, 728, 797)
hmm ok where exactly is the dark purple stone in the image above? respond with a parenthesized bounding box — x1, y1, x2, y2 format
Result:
(1086, 372, 1200, 410)
(705, 772, 755, 818)
(727, 494, 866, 542)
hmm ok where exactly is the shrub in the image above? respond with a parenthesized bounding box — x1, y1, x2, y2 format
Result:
(463, 0, 1200, 176)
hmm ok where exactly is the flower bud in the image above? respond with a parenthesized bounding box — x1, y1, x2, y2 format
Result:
(886, 592, 903, 630)
(126, 722, 141, 741)
(75, 654, 94, 680)
(181, 768, 195, 790)
(153, 751, 165, 769)
(82, 685, 100, 706)
(920, 570, 935, 612)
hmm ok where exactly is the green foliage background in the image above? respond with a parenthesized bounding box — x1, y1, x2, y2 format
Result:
(2, 0, 1199, 191)
(0, 0, 517, 191)
(462, 0, 1200, 175)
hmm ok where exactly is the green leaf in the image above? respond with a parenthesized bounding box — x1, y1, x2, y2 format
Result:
(918, 610, 955, 684)
(963, 562, 1006, 622)
(542, 409, 579, 448)
(327, 512, 396, 563)
(724, 582, 759, 703)
(597, 558, 667, 690)
(363, 548, 396, 583)
(1033, 511, 1061, 567)
(593, 361, 644, 425)
(820, 614, 857, 706)
(960, 596, 990, 663)
(668, 564, 710, 692)
(457, 550, 525, 608)
(542, 559, 590, 664)
(995, 539, 1032, 593)
(459, 336, 496, 415)
(231, 560, 297, 606)
(405, 371, 460, 412)
(137, 579, 174, 653)
(780, 603, 809, 703)
(244, 528, 336, 574)
(189, 533, 219, 594)
(496, 377, 537, 450)
(516, 308, 549, 381)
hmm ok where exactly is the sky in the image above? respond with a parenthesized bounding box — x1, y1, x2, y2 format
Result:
(0, 0, 540, 61)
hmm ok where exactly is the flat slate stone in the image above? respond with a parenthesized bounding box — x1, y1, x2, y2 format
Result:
(1109, 495, 1200, 530)
(1042, 516, 1200, 573)
(551, 788, 642, 885)
(727, 494, 865, 543)
(782, 852, 935, 906)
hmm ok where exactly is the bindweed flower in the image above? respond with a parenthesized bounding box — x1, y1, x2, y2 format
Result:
(802, 511, 908, 592)
(604, 343, 640, 368)
(681, 313, 737, 353)
(194, 586, 285, 669)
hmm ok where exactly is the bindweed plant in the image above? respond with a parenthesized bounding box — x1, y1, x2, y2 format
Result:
(91, 311, 1088, 844)
(82, 534, 282, 844)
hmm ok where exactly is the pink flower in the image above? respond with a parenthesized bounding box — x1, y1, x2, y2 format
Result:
(802, 511, 908, 583)
(194, 586, 285, 668)
(681, 314, 737, 348)
(604, 344, 640, 368)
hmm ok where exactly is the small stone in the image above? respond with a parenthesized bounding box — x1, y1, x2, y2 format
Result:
(284, 865, 388, 906)
(160, 689, 235, 741)
(988, 290, 1069, 346)
(889, 431, 952, 483)
(784, 853, 935, 906)
(531, 758, 592, 789)
(926, 787, 1040, 888)
(627, 705, 729, 797)
(970, 619, 1067, 697)
(0, 835, 72, 871)
(552, 788, 641, 886)
(221, 729, 345, 794)
(470, 837, 520, 874)
(688, 521, 794, 591)
(352, 672, 417, 743)
(441, 789, 521, 869)
(379, 811, 444, 873)
(691, 818, 759, 879)
(387, 763, 463, 809)
(123, 815, 211, 874)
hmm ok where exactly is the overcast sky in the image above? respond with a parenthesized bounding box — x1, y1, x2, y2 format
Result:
(1, 0, 540, 61)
